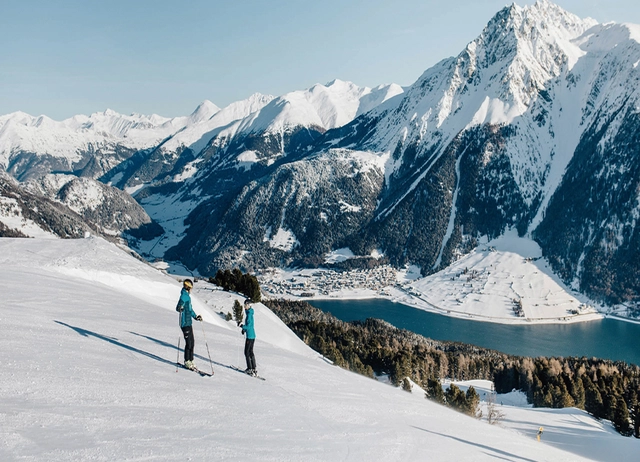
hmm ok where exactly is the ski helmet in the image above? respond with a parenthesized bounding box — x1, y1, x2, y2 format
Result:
(183, 279, 193, 289)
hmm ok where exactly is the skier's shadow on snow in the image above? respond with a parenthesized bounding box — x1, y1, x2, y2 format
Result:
(128, 331, 238, 372)
(411, 427, 537, 462)
(55, 321, 175, 367)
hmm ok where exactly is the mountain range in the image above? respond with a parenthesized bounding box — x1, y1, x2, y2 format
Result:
(2, 0, 640, 305)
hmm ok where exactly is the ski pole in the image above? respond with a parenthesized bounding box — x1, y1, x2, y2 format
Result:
(176, 310, 182, 372)
(200, 320, 215, 376)
(176, 336, 181, 372)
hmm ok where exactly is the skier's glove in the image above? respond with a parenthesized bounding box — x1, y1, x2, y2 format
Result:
(196, 315, 203, 321)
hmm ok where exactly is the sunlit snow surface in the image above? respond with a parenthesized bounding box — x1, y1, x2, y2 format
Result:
(405, 232, 602, 324)
(1, 237, 638, 461)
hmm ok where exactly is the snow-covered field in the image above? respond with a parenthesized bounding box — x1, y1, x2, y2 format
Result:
(1, 237, 638, 461)
(403, 233, 603, 324)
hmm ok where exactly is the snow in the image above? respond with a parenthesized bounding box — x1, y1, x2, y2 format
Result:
(1, 236, 637, 461)
(264, 225, 299, 252)
(325, 247, 355, 264)
(443, 379, 638, 461)
(363, 0, 623, 236)
(240, 81, 404, 135)
(0, 197, 58, 238)
(159, 93, 274, 154)
(0, 109, 191, 167)
(235, 149, 260, 170)
(629, 23, 640, 44)
(401, 233, 600, 324)
(133, 193, 204, 262)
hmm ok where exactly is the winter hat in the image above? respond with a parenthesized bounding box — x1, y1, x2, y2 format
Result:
(244, 298, 251, 306)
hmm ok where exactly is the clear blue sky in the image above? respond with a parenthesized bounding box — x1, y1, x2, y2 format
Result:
(1, 0, 638, 120)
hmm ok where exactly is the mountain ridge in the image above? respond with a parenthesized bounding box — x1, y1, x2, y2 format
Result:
(2, 1, 640, 307)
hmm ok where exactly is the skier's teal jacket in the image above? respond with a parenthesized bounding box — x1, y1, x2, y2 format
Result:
(176, 288, 197, 327)
(242, 307, 256, 339)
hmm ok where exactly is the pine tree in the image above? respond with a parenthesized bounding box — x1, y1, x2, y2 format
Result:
(613, 398, 633, 436)
(425, 378, 445, 404)
(552, 381, 574, 408)
(466, 386, 482, 418)
(445, 384, 467, 413)
(233, 299, 244, 325)
(629, 388, 640, 438)
(570, 374, 586, 410)
(242, 273, 262, 302)
(583, 376, 603, 417)
(392, 351, 412, 386)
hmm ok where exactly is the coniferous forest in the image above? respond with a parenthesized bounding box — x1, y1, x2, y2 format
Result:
(265, 299, 640, 437)
(210, 269, 262, 302)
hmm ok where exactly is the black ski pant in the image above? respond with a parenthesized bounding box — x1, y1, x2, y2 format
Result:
(181, 326, 195, 362)
(244, 338, 256, 370)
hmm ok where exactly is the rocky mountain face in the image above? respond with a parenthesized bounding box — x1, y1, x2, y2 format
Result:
(0, 171, 157, 242)
(24, 174, 159, 239)
(2, 1, 640, 304)
(0, 171, 96, 238)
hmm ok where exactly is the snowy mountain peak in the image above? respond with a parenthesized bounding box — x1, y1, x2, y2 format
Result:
(189, 100, 220, 124)
(373, 0, 598, 148)
(507, 0, 595, 39)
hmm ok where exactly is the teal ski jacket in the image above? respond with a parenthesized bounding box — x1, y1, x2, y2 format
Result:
(242, 307, 256, 339)
(176, 288, 197, 327)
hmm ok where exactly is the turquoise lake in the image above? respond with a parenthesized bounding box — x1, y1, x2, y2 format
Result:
(308, 298, 640, 366)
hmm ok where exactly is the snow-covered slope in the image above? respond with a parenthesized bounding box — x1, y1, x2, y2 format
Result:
(4, 236, 635, 460)
(405, 232, 600, 323)
(151, 80, 403, 174)
(0, 172, 95, 239)
(235, 79, 403, 135)
(158, 93, 275, 154)
(23, 174, 154, 237)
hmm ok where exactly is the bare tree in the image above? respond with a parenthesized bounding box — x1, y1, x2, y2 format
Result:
(486, 385, 505, 425)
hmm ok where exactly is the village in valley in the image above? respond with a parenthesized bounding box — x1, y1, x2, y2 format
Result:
(258, 265, 401, 299)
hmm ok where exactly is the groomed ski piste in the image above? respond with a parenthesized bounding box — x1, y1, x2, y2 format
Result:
(1, 237, 638, 461)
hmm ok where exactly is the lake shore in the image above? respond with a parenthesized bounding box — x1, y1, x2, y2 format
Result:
(262, 282, 606, 325)
(258, 234, 640, 326)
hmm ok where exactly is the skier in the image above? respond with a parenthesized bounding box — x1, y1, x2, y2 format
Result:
(536, 426, 544, 441)
(240, 298, 257, 376)
(176, 279, 202, 370)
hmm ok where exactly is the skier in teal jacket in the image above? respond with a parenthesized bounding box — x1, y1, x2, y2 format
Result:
(176, 279, 202, 370)
(240, 299, 257, 376)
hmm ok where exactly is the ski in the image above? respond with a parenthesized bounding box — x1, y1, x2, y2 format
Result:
(177, 363, 213, 377)
(231, 365, 265, 381)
